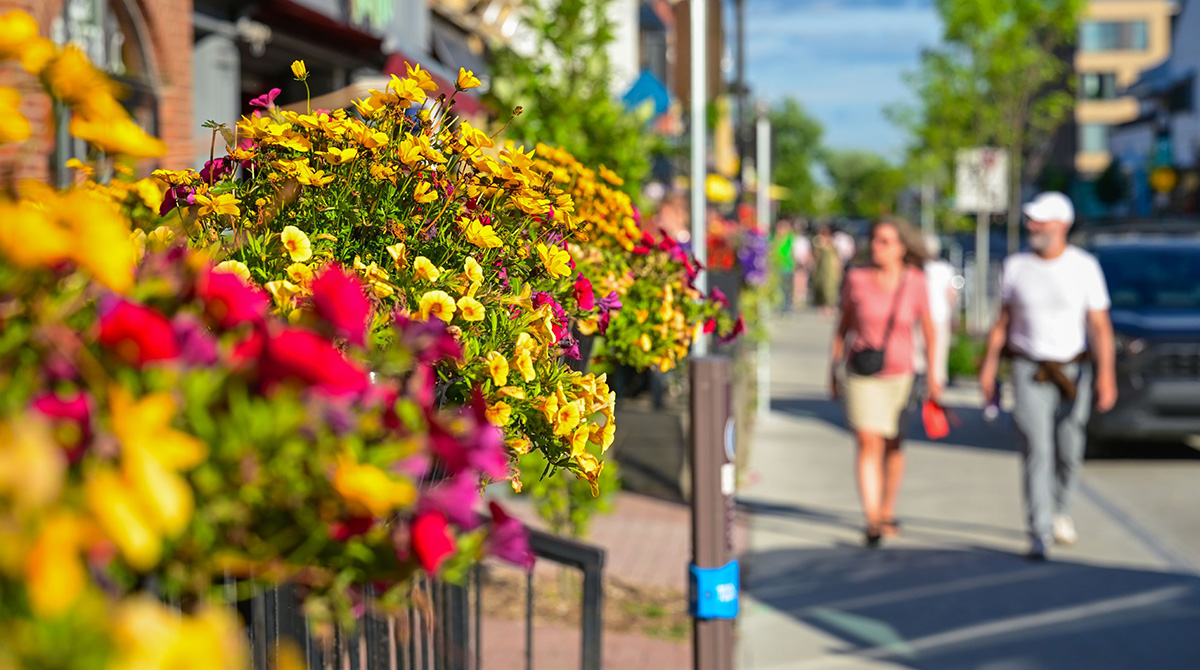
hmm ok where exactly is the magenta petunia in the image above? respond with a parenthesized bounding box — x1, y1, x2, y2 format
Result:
(487, 502, 534, 570)
(573, 274, 595, 311)
(312, 264, 371, 345)
(249, 88, 281, 109)
(97, 298, 180, 367)
(197, 267, 269, 330)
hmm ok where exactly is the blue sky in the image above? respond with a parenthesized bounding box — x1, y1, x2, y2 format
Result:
(740, 0, 942, 157)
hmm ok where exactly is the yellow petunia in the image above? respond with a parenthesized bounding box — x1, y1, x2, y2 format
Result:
(507, 436, 533, 456)
(464, 256, 484, 283)
(419, 290, 456, 322)
(386, 242, 407, 269)
(413, 256, 440, 282)
(456, 296, 485, 321)
(25, 513, 88, 618)
(280, 225, 312, 262)
(462, 219, 502, 249)
(265, 280, 302, 309)
(485, 351, 509, 386)
(485, 401, 512, 427)
(496, 386, 526, 400)
(333, 456, 415, 518)
(578, 317, 599, 336)
(554, 401, 582, 437)
(570, 425, 590, 457)
(413, 180, 438, 204)
(0, 87, 31, 144)
(638, 333, 653, 352)
(194, 192, 240, 218)
(513, 350, 535, 383)
(214, 260, 251, 282)
(69, 115, 167, 158)
(286, 262, 314, 286)
(320, 146, 358, 165)
(457, 68, 482, 90)
(290, 59, 308, 80)
(536, 243, 571, 278)
(86, 468, 161, 570)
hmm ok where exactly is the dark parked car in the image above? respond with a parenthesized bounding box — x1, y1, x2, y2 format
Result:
(1086, 237, 1200, 448)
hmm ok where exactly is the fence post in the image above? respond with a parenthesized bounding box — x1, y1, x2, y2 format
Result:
(690, 356, 735, 670)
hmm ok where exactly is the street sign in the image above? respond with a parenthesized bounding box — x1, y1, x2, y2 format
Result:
(955, 148, 1009, 213)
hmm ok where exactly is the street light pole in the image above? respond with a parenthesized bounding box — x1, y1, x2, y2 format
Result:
(756, 103, 771, 419)
(691, 0, 709, 356)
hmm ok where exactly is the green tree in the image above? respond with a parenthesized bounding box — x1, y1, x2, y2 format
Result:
(485, 0, 653, 192)
(821, 150, 905, 219)
(770, 97, 824, 216)
(896, 0, 1084, 246)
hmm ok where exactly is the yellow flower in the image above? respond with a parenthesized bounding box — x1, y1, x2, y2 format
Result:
(405, 62, 439, 92)
(152, 168, 198, 186)
(333, 456, 416, 517)
(638, 333, 653, 352)
(414, 256, 441, 282)
(194, 192, 240, 218)
(286, 262, 314, 286)
(574, 451, 602, 496)
(465, 256, 484, 283)
(122, 441, 194, 538)
(536, 243, 572, 278)
(320, 146, 358, 164)
(570, 425, 590, 456)
(485, 351, 509, 386)
(280, 225, 312, 262)
(0, 417, 65, 512)
(372, 281, 395, 298)
(111, 597, 249, 670)
(554, 401, 582, 437)
(25, 513, 87, 618)
(536, 394, 559, 424)
(419, 290, 456, 322)
(265, 280, 302, 308)
(356, 127, 390, 149)
(214, 260, 251, 282)
(0, 87, 31, 144)
(370, 162, 398, 182)
(290, 59, 308, 80)
(386, 242, 407, 269)
(513, 350, 535, 383)
(85, 468, 161, 570)
(413, 180, 438, 204)
(462, 218, 502, 248)
(507, 436, 532, 455)
(456, 296, 485, 321)
(0, 11, 39, 60)
(496, 386, 526, 400)
(135, 178, 164, 211)
(457, 68, 482, 90)
(515, 331, 538, 355)
(69, 114, 167, 158)
(578, 317, 599, 335)
(147, 225, 175, 251)
(486, 401, 512, 427)
(65, 157, 94, 177)
(294, 164, 334, 186)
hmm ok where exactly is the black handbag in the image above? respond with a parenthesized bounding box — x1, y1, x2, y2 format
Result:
(848, 270, 908, 377)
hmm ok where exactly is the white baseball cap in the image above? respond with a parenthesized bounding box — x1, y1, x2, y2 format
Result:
(1022, 191, 1075, 225)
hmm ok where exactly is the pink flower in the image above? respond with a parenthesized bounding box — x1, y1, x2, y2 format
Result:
(411, 512, 456, 574)
(98, 299, 180, 367)
(428, 392, 508, 480)
(487, 502, 534, 570)
(703, 318, 717, 334)
(30, 390, 92, 463)
(719, 315, 745, 345)
(710, 286, 728, 309)
(329, 516, 374, 541)
(261, 328, 371, 396)
(419, 475, 482, 529)
(197, 268, 269, 330)
(312, 265, 371, 345)
(573, 274, 595, 311)
(249, 88, 281, 109)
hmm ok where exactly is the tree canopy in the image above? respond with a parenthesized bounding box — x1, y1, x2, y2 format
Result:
(769, 97, 824, 217)
(821, 149, 906, 220)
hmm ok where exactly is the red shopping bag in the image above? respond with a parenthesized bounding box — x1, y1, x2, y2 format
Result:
(922, 399, 951, 440)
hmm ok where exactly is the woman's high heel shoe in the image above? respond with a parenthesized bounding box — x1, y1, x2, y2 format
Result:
(864, 525, 883, 548)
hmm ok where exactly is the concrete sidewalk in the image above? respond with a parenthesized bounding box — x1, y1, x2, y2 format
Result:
(737, 310, 1200, 669)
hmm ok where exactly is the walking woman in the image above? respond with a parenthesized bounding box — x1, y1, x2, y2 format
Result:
(811, 225, 842, 318)
(830, 218, 941, 546)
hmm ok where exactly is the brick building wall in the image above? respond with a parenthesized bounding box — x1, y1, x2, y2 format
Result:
(0, 0, 194, 184)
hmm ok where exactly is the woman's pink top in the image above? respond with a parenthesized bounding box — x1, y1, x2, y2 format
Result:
(842, 266, 929, 377)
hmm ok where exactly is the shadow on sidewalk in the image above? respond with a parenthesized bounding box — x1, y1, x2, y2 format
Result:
(736, 497, 1026, 542)
(743, 544, 1200, 668)
(770, 396, 1019, 454)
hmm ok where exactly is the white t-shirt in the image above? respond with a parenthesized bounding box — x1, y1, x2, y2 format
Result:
(1001, 246, 1111, 362)
(792, 236, 812, 268)
(833, 231, 855, 263)
(924, 259, 956, 325)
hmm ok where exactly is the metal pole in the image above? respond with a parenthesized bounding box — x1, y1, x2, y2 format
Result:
(734, 0, 747, 161)
(691, 0, 709, 356)
(755, 106, 771, 417)
(974, 209, 989, 333)
(691, 357, 734, 670)
(921, 179, 935, 239)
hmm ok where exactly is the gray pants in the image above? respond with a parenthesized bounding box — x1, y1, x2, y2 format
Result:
(1011, 358, 1093, 542)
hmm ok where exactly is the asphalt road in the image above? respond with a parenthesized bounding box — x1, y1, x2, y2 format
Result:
(737, 309, 1200, 670)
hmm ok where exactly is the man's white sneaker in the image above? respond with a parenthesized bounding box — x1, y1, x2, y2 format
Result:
(1053, 515, 1078, 546)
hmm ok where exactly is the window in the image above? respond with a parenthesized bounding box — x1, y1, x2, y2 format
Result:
(1080, 123, 1110, 153)
(1081, 73, 1120, 100)
(1080, 20, 1149, 51)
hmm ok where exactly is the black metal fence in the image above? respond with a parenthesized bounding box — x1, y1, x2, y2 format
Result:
(233, 528, 605, 670)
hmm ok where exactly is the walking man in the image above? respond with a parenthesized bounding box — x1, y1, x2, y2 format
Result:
(979, 192, 1117, 560)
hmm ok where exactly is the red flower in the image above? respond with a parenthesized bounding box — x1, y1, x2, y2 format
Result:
(411, 511, 456, 574)
(573, 274, 595, 311)
(329, 516, 375, 541)
(719, 315, 746, 344)
(261, 328, 371, 396)
(312, 264, 371, 345)
(197, 268, 269, 330)
(703, 318, 717, 334)
(97, 299, 180, 367)
(30, 391, 92, 463)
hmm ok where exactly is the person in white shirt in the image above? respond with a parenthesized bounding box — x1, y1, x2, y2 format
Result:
(792, 221, 813, 308)
(833, 228, 856, 266)
(979, 192, 1117, 560)
(915, 235, 957, 388)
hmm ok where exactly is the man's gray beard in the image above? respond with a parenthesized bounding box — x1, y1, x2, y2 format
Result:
(1029, 233, 1052, 252)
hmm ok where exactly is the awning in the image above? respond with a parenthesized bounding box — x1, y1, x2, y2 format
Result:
(1125, 62, 1195, 98)
(383, 53, 487, 117)
(252, 0, 385, 64)
(622, 69, 672, 118)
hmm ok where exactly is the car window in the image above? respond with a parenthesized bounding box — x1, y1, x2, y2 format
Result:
(1096, 247, 1200, 310)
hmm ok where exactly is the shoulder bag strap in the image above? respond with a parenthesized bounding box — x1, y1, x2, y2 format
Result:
(877, 268, 910, 352)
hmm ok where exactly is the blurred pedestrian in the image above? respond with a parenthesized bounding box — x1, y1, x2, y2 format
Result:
(978, 192, 1117, 560)
(916, 235, 957, 389)
(771, 219, 796, 312)
(833, 226, 857, 266)
(792, 219, 813, 308)
(811, 225, 842, 318)
(830, 217, 940, 546)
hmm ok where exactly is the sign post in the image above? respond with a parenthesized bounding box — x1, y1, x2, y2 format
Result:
(690, 0, 709, 355)
(955, 148, 1008, 333)
(690, 356, 736, 670)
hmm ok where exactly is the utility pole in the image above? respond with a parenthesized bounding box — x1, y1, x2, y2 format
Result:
(690, 0, 709, 355)
(756, 104, 771, 419)
(734, 0, 748, 164)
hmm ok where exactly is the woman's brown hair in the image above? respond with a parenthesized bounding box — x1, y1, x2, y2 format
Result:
(870, 216, 929, 268)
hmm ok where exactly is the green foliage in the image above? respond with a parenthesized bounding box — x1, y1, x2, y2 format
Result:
(948, 330, 986, 379)
(770, 98, 824, 216)
(517, 447, 620, 539)
(486, 0, 655, 194)
(821, 150, 906, 219)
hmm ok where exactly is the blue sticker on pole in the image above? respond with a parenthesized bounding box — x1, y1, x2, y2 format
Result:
(690, 560, 740, 619)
